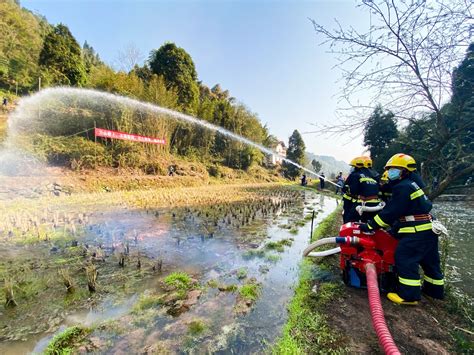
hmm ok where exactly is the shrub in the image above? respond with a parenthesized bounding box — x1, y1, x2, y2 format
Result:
(207, 164, 220, 177)
(29, 134, 111, 169)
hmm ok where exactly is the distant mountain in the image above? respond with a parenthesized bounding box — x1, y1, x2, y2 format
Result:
(305, 152, 350, 178)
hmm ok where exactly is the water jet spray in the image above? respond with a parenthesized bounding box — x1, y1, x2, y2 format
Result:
(8, 87, 338, 186)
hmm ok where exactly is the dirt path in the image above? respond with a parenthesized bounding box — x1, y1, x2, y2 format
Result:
(327, 285, 469, 354)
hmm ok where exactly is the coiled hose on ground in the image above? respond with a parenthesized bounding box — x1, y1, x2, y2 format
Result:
(365, 263, 401, 355)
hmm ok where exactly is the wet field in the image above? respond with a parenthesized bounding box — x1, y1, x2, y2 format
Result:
(0, 187, 337, 354)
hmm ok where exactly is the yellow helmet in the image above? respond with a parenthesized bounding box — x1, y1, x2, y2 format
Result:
(349, 156, 365, 168)
(361, 156, 373, 168)
(381, 170, 389, 182)
(384, 153, 417, 171)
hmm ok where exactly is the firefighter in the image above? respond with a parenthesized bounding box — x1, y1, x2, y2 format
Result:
(342, 157, 363, 222)
(361, 156, 380, 182)
(360, 153, 444, 305)
(342, 156, 380, 223)
(301, 174, 307, 186)
(407, 163, 426, 189)
(378, 170, 392, 202)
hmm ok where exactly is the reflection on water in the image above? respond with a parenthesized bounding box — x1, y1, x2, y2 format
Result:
(433, 200, 474, 298)
(31, 295, 139, 354)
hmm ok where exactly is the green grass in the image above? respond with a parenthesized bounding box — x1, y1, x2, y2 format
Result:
(265, 238, 294, 253)
(207, 279, 219, 288)
(444, 287, 474, 353)
(218, 284, 238, 292)
(62, 289, 89, 307)
(132, 294, 162, 312)
(310, 207, 343, 243)
(188, 319, 207, 335)
(238, 282, 261, 302)
(265, 241, 285, 252)
(273, 206, 347, 355)
(45, 326, 91, 355)
(289, 227, 299, 235)
(242, 249, 266, 259)
(164, 272, 193, 290)
(265, 253, 282, 263)
(295, 219, 307, 227)
(280, 238, 293, 246)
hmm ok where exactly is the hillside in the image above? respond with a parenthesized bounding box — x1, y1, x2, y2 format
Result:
(0, 0, 51, 93)
(305, 152, 349, 177)
(0, 1, 282, 180)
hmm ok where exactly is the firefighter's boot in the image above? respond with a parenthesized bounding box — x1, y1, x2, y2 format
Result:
(387, 292, 418, 306)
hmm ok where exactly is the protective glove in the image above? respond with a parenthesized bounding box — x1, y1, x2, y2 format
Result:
(359, 223, 372, 233)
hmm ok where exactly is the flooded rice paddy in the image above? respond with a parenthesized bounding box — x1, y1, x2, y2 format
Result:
(0, 187, 337, 354)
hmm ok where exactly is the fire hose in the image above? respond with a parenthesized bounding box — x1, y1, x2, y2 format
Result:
(356, 201, 386, 215)
(366, 263, 401, 355)
(303, 237, 341, 257)
(304, 237, 401, 355)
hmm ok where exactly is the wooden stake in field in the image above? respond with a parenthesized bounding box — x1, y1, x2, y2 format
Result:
(85, 264, 97, 292)
(59, 269, 75, 293)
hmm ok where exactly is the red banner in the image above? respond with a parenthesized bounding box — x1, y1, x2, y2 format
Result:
(94, 128, 166, 145)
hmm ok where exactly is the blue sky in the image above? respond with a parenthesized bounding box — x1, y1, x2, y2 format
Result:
(22, 0, 370, 162)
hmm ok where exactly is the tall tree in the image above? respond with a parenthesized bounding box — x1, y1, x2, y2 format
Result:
(0, 0, 50, 92)
(149, 42, 199, 114)
(283, 130, 306, 179)
(39, 24, 86, 86)
(311, 159, 322, 173)
(82, 41, 103, 75)
(310, 0, 472, 198)
(363, 105, 398, 171)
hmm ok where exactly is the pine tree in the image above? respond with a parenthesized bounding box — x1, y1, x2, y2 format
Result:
(283, 130, 306, 179)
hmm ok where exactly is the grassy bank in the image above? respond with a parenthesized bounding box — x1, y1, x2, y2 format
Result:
(273, 206, 346, 354)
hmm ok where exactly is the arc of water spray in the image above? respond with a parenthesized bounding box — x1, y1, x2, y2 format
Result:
(13, 87, 339, 187)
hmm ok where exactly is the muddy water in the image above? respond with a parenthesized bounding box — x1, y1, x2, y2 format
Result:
(2, 190, 337, 354)
(433, 200, 474, 298)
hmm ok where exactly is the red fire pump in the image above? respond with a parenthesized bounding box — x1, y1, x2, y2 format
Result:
(338, 222, 398, 292)
(303, 222, 401, 355)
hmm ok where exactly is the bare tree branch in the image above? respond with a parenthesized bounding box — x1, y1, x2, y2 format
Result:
(116, 43, 144, 73)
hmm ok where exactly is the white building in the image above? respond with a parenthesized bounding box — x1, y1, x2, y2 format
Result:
(269, 141, 287, 165)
